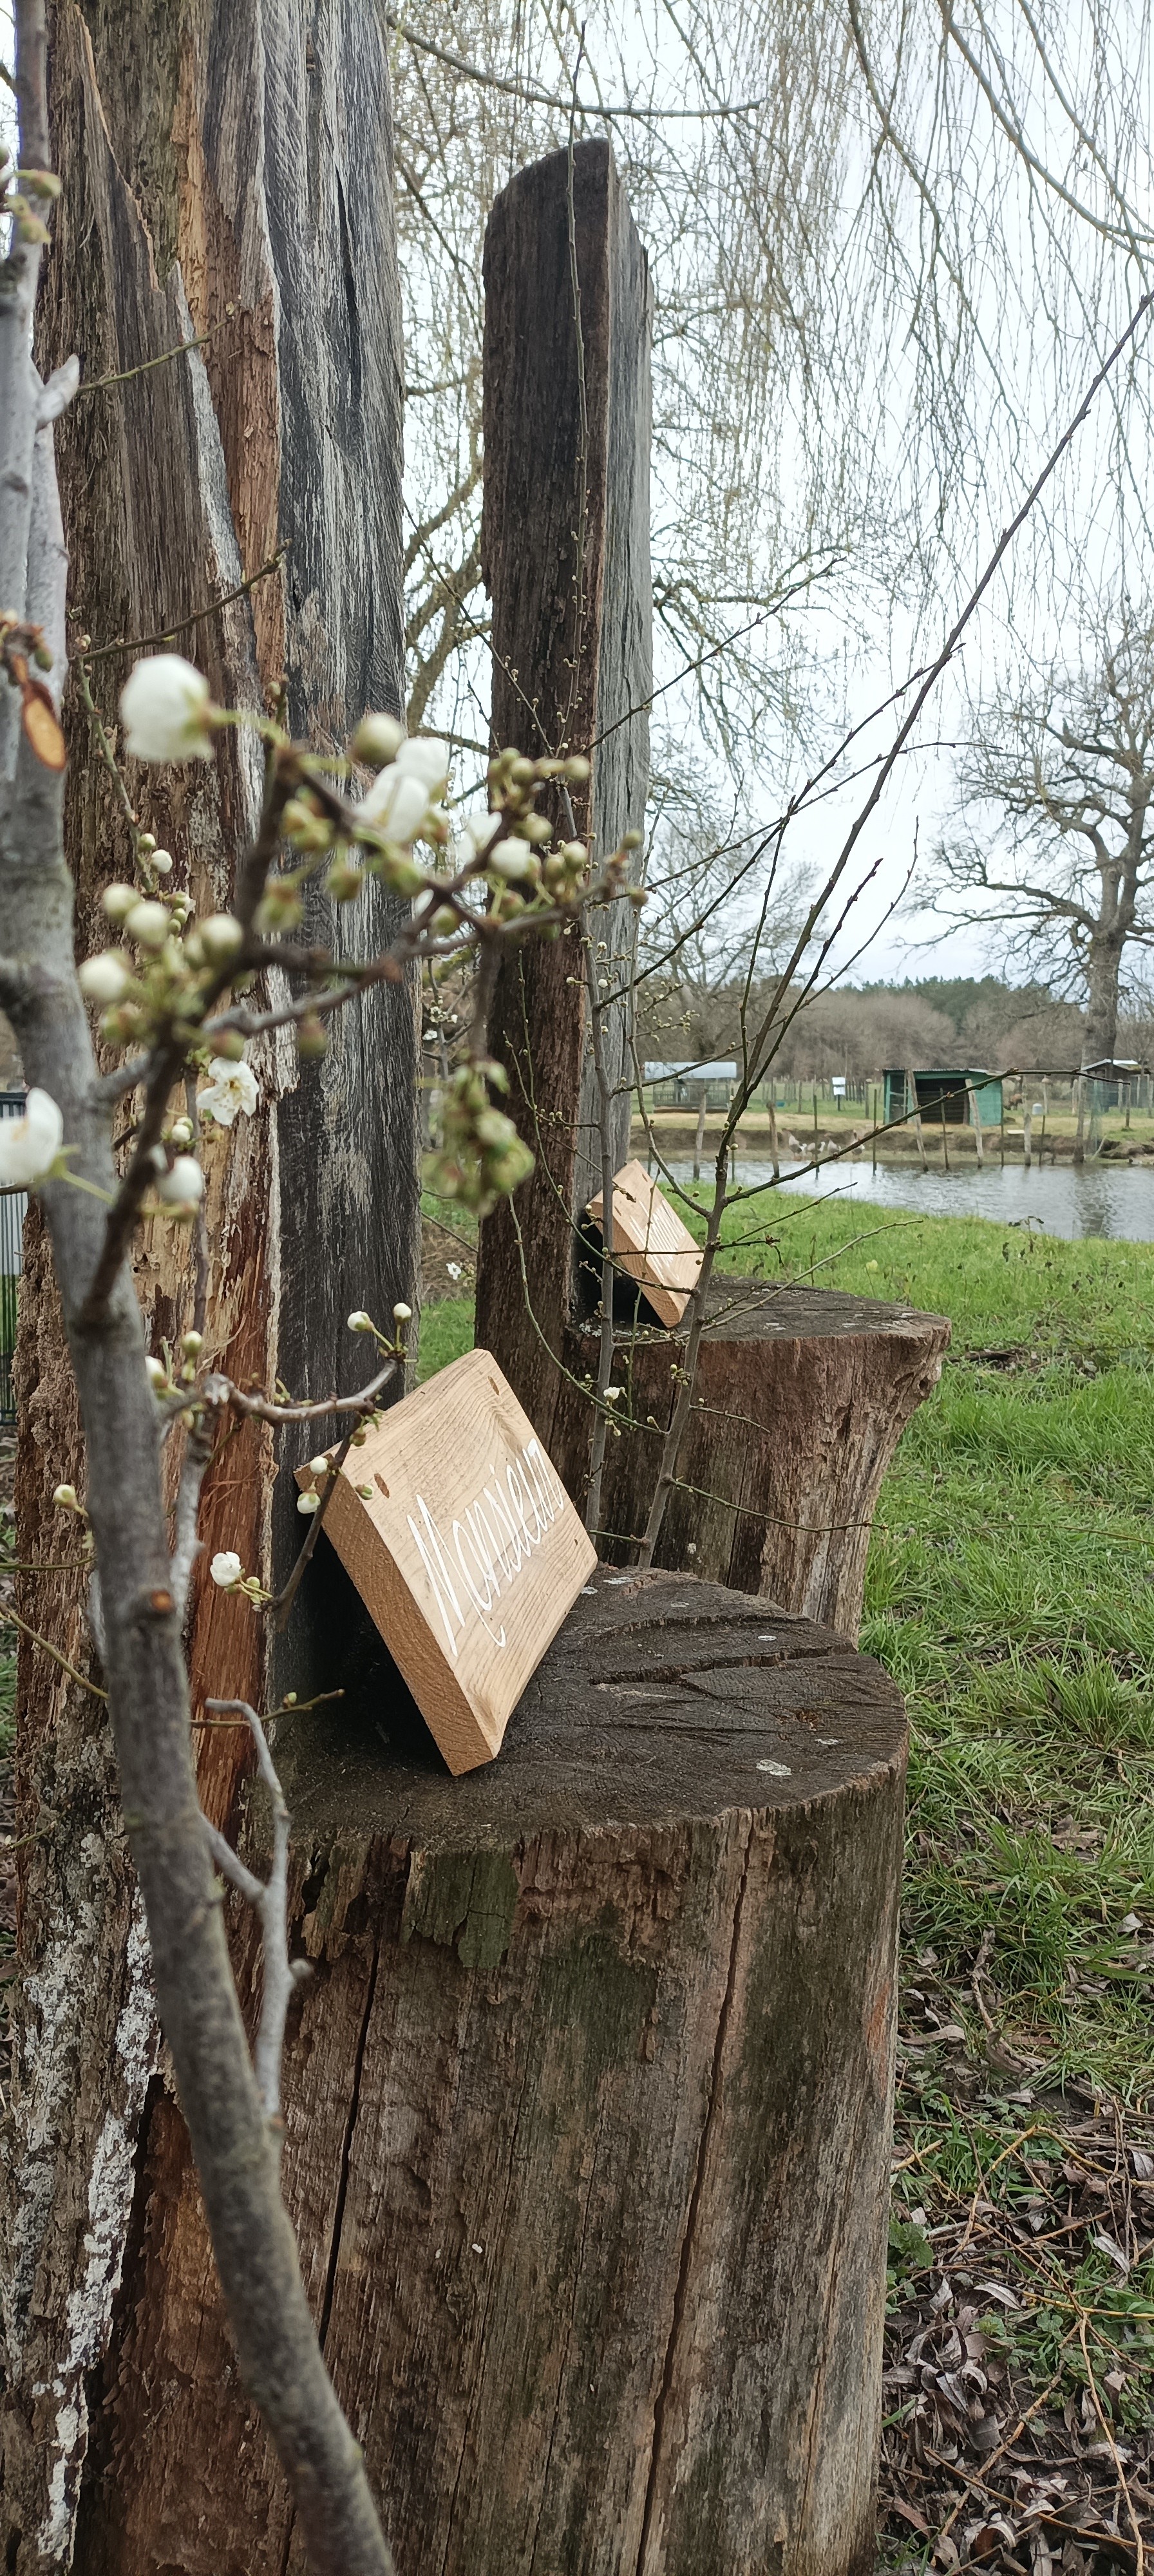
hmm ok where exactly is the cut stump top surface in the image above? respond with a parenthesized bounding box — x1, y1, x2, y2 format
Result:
(592, 1275, 951, 1346)
(278, 1567, 905, 1850)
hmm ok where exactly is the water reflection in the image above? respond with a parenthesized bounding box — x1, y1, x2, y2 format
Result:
(661, 1155, 1154, 1242)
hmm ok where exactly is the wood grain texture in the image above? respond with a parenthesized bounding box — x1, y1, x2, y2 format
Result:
(69, 1572, 905, 2576)
(3, 6, 411, 2559)
(587, 1158, 703, 1327)
(295, 1350, 596, 1772)
(475, 138, 652, 1434)
(550, 1282, 951, 1638)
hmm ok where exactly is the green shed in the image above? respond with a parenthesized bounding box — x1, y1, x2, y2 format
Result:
(883, 1068, 1003, 1129)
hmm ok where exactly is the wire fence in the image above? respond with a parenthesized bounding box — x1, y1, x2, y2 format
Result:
(0, 1090, 27, 1426)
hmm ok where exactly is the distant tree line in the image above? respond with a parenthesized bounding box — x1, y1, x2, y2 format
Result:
(636, 972, 1113, 1078)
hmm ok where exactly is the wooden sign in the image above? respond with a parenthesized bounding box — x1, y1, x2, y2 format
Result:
(587, 1159, 703, 1329)
(297, 1348, 596, 1775)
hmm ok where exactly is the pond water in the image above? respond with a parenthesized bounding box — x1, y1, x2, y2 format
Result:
(661, 1155, 1154, 1242)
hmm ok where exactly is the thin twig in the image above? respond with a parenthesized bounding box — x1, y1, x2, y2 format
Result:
(0, 1599, 106, 1699)
(202, 1700, 305, 2135)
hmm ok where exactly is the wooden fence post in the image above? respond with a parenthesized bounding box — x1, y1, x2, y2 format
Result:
(475, 138, 652, 1441)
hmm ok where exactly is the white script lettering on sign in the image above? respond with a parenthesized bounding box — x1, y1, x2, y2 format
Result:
(296, 1348, 596, 1774)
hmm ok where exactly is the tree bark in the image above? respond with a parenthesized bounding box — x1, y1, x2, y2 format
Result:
(548, 1282, 951, 1640)
(475, 138, 652, 1435)
(66, 1569, 905, 2576)
(1082, 929, 1124, 1071)
(4, 5, 413, 2557)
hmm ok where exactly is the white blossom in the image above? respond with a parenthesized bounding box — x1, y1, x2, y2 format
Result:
(198, 913, 244, 961)
(119, 654, 215, 762)
(124, 900, 169, 951)
(395, 735, 449, 791)
(156, 1155, 204, 1206)
(357, 766, 429, 844)
(209, 1550, 243, 1589)
(488, 838, 534, 880)
(0, 1088, 63, 1187)
(78, 951, 131, 1005)
(196, 1056, 259, 1127)
(100, 882, 137, 921)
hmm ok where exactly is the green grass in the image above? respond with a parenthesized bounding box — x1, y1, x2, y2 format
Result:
(420, 1188, 1154, 2098)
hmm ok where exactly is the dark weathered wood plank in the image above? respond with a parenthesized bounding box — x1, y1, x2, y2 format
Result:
(475, 138, 652, 1435)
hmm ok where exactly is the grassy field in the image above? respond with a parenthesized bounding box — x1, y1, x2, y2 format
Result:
(422, 1190, 1154, 2555)
(424, 1192, 1154, 2092)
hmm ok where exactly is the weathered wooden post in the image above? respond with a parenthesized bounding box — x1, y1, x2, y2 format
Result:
(4, 3, 414, 2552)
(475, 138, 652, 1430)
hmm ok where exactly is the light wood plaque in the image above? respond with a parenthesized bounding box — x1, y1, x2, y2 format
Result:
(587, 1159, 703, 1328)
(296, 1348, 596, 1775)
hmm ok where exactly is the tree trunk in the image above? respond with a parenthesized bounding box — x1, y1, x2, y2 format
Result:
(548, 1283, 951, 1640)
(66, 1569, 905, 2576)
(475, 138, 652, 1435)
(1082, 931, 1123, 1073)
(3, 5, 412, 2555)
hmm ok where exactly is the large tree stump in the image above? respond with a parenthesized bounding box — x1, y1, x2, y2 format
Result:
(549, 1281, 951, 1638)
(67, 1571, 904, 2576)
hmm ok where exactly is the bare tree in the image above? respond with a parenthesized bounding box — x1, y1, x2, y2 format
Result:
(934, 610, 1154, 1068)
(390, 0, 1154, 782)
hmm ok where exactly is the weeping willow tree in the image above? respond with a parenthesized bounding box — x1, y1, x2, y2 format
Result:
(392, 0, 1153, 813)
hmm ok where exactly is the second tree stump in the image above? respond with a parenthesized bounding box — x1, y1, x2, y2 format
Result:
(550, 1280, 950, 1638)
(68, 1569, 905, 2576)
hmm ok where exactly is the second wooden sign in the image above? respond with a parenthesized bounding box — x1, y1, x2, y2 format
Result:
(297, 1348, 596, 1775)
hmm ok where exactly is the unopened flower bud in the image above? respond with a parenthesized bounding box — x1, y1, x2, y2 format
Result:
(282, 796, 334, 853)
(125, 899, 171, 950)
(79, 950, 131, 1005)
(347, 1309, 374, 1332)
(136, 833, 157, 855)
(181, 1330, 203, 1357)
(563, 755, 591, 783)
(150, 847, 174, 875)
(145, 1356, 167, 1389)
(351, 711, 404, 767)
(100, 882, 137, 922)
(308, 1455, 330, 1477)
(119, 653, 216, 763)
(169, 1116, 194, 1148)
(52, 1482, 79, 1511)
(198, 913, 244, 963)
(392, 1301, 412, 1323)
(488, 838, 534, 881)
(296, 1490, 322, 1515)
(156, 1155, 204, 1206)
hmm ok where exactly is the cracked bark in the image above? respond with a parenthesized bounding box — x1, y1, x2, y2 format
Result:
(69, 1570, 905, 2576)
(3, 2, 413, 2562)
